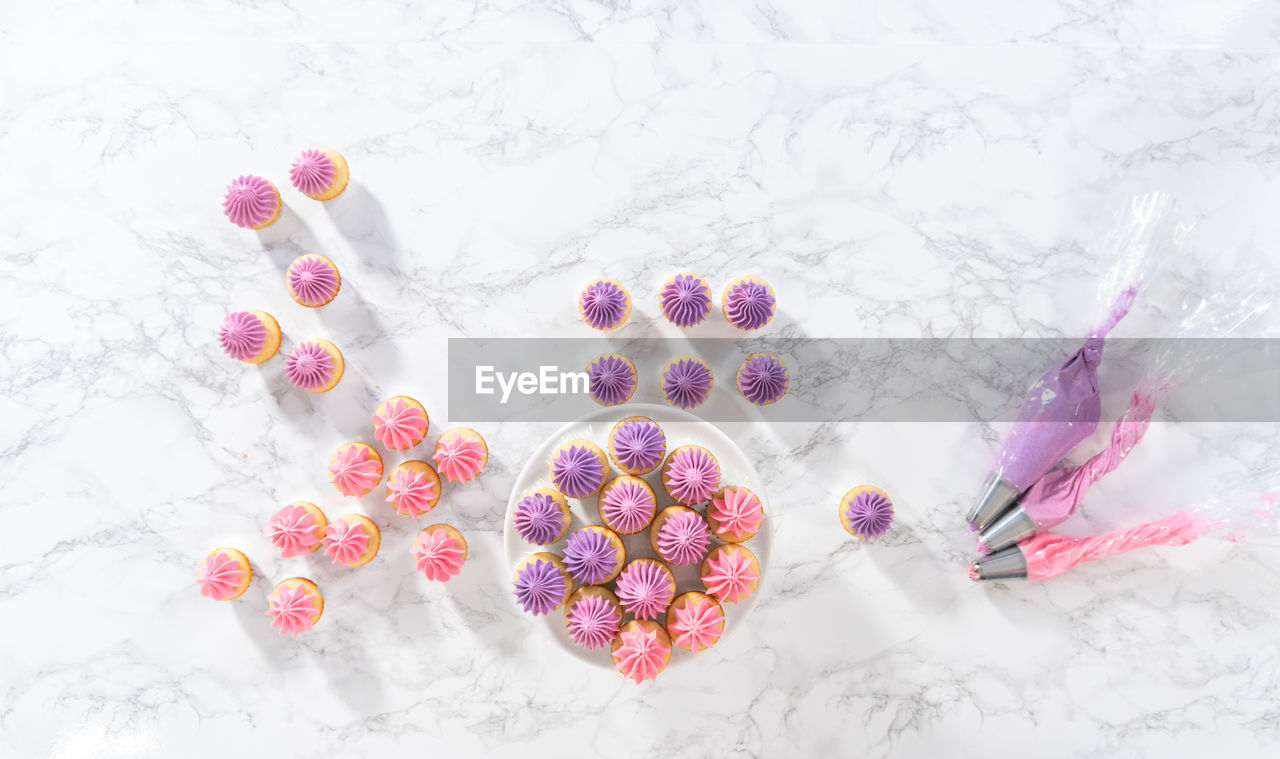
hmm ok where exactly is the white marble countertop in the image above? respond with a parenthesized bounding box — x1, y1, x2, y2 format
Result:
(3, 2, 1280, 757)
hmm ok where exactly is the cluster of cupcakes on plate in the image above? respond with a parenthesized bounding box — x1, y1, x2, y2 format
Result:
(577, 274, 777, 331)
(197, 394, 486, 636)
(509, 415, 764, 682)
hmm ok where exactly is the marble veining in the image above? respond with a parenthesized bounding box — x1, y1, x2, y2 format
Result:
(2, 1, 1280, 756)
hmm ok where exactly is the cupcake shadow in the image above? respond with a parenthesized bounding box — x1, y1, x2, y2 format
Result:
(254, 204, 308, 249)
(318, 284, 391, 354)
(324, 181, 399, 260)
(232, 583, 292, 663)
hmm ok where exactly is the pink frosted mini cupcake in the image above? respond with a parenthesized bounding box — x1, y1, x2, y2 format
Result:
(549, 439, 608, 499)
(564, 585, 623, 651)
(597, 475, 658, 535)
(585, 353, 638, 406)
(286, 339, 344, 392)
(579, 278, 632, 331)
(611, 620, 672, 684)
(512, 488, 572, 545)
(329, 442, 383, 497)
(218, 310, 282, 364)
(665, 591, 725, 653)
(197, 547, 252, 601)
(701, 544, 761, 604)
(721, 276, 777, 331)
(650, 506, 711, 567)
(614, 558, 676, 621)
(707, 486, 765, 543)
(659, 355, 714, 409)
(286, 254, 342, 308)
(373, 396, 430, 451)
(658, 272, 712, 327)
(321, 514, 381, 567)
(265, 502, 328, 558)
(266, 577, 323, 636)
(384, 460, 441, 517)
(223, 175, 282, 229)
(661, 445, 721, 505)
(411, 524, 467, 582)
(290, 148, 350, 201)
(433, 427, 489, 483)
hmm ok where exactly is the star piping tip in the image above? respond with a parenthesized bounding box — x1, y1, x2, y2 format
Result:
(975, 537, 989, 555)
(966, 562, 980, 581)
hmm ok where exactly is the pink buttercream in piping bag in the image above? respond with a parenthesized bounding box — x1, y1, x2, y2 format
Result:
(198, 551, 245, 600)
(1022, 511, 1207, 580)
(386, 467, 438, 516)
(373, 399, 428, 451)
(967, 193, 1183, 533)
(266, 583, 319, 636)
(613, 626, 669, 684)
(265, 504, 323, 558)
(329, 445, 381, 496)
(412, 528, 465, 581)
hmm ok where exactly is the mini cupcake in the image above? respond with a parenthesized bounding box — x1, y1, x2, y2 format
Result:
(286, 254, 341, 308)
(512, 488, 571, 545)
(579, 278, 631, 331)
(658, 272, 712, 327)
(661, 445, 721, 505)
(321, 514, 381, 567)
(597, 475, 658, 535)
(607, 416, 666, 475)
(721, 276, 777, 331)
(840, 485, 895, 540)
(411, 524, 467, 582)
(265, 502, 327, 558)
(707, 486, 765, 543)
(290, 148, 350, 201)
(737, 353, 789, 406)
(611, 620, 672, 684)
(373, 396, 430, 451)
(665, 591, 725, 653)
(650, 506, 711, 567)
(286, 339, 344, 392)
(562, 525, 626, 585)
(197, 547, 251, 601)
(512, 552, 573, 616)
(660, 355, 714, 409)
(218, 310, 282, 364)
(614, 558, 676, 621)
(223, 175, 282, 229)
(549, 439, 608, 499)
(564, 586, 623, 651)
(384, 460, 441, 517)
(585, 353, 638, 406)
(701, 543, 761, 604)
(266, 577, 323, 636)
(329, 442, 383, 497)
(433, 427, 488, 482)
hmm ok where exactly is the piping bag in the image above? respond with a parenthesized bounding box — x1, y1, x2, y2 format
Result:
(977, 283, 1272, 554)
(966, 193, 1181, 532)
(970, 467, 1279, 581)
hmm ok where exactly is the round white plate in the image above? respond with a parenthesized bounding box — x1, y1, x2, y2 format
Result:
(503, 403, 771, 669)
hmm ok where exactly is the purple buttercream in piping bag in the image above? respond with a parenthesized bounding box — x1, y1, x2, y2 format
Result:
(966, 193, 1183, 532)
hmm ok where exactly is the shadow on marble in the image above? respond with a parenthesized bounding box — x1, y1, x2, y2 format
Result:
(254, 204, 309, 251)
(232, 578, 290, 664)
(324, 181, 400, 261)
(319, 284, 392, 360)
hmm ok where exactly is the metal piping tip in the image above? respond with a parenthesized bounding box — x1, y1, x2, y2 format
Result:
(977, 506, 1038, 555)
(970, 546, 1029, 581)
(966, 475, 1021, 532)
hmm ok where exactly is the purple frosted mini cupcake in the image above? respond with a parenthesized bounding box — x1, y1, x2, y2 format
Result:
(597, 475, 659, 534)
(562, 525, 626, 585)
(512, 553, 573, 615)
(736, 352, 789, 406)
(658, 272, 712, 327)
(579, 278, 631, 331)
(607, 416, 667, 475)
(564, 586, 623, 650)
(512, 488, 571, 545)
(586, 353, 638, 406)
(661, 445, 721, 505)
(650, 505, 711, 567)
(550, 439, 608, 498)
(660, 355, 714, 409)
(721, 276, 776, 331)
(285, 339, 344, 393)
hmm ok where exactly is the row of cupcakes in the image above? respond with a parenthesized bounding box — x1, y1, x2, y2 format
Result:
(223, 148, 350, 229)
(585, 352, 789, 408)
(579, 274, 777, 331)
